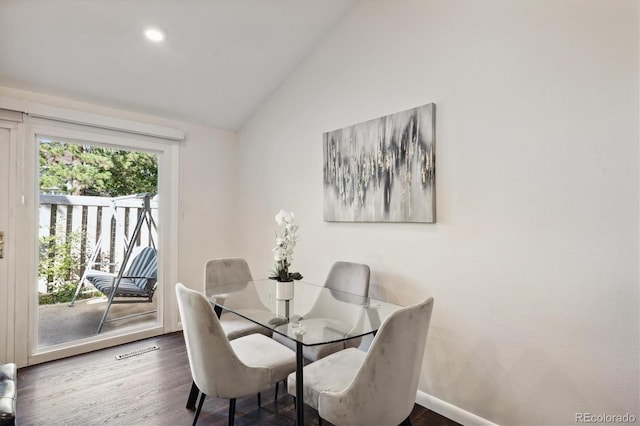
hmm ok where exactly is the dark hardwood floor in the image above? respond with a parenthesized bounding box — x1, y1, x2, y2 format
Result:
(17, 332, 460, 425)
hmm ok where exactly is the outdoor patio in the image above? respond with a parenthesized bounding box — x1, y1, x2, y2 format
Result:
(36, 192, 159, 348)
(38, 296, 157, 347)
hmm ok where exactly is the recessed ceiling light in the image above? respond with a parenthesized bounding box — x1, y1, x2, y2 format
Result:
(144, 27, 166, 42)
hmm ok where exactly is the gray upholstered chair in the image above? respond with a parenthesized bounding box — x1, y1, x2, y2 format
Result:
(204, 258, 272, 340)
(323, 260, 370, 300)
(287, 297, 434, 426)
(176, 283, 296, 426)
(273, 261, 371, 362)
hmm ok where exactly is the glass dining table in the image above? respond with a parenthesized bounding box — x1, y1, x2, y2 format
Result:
(186, 278, 404, 425)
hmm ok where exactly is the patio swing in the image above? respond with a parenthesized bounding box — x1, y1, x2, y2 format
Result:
(68, 193, 158, 333)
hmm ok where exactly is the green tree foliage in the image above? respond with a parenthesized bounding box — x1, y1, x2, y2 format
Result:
(38, 141, 157, 303)
(38, 230, 99, 304)
(39, 141, 157, 196)
(108, 149, 158, 196)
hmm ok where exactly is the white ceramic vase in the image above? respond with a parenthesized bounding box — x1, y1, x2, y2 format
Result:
(275, 280, 294, 300)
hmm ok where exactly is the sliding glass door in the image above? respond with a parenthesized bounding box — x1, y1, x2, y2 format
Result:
(22, 116, 179, 365)
(37, 138, 160, 348)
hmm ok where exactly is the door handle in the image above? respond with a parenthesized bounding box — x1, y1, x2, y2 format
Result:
(0, 231, 4, 259)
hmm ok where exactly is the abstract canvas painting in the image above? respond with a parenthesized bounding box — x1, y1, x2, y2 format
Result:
(323, 103, 435, 222)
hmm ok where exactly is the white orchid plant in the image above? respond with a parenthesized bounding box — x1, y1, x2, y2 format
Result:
(270, 210, 303, 282)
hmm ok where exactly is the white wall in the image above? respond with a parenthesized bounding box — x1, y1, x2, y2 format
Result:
(237, 1, 639, 425)
(176, 123, 239, 291)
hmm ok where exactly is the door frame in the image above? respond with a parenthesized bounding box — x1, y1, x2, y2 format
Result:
(0, 111, 23, 365)
(0, 97, 182, 367)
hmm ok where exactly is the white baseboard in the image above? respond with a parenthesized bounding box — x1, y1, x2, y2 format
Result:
(415, 390, 498, 426)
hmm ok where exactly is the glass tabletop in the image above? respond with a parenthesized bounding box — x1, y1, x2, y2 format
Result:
(207, 279, 403, 346)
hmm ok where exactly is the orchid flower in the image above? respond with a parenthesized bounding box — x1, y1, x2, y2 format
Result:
(270, 210, 301, 281)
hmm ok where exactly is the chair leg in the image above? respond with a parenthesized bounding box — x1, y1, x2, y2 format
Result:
(257, 392, 261, 408)
(193, 392, 206, 426)
(228, 398, 236, 426)
(186, 381, 199, 409)
(275, 379, 286, 402)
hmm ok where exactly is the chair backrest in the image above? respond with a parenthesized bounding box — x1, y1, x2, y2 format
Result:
(204, 258, 253, 291)
(126, 247, 157, 290)
(320, 297, 434, 426)
(305, 261, 371, 320)
(323, 261, 370, 297)
(175, 283, 257, 398)
(204, 258, 267, 310)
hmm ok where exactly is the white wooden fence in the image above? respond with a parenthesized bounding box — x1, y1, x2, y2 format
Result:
(39, 194, 158, 292)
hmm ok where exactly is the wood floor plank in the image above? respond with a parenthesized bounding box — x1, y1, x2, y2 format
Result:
(17, 332, 461, 425)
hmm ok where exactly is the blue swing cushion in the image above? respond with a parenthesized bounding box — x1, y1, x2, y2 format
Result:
(87, 247, 157, 298)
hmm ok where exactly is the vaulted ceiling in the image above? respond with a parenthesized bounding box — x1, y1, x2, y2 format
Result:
(0, 0, 357, 130)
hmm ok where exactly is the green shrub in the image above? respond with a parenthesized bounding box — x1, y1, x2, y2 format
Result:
(38, 230, 101, 305)
(38, 282, 100, 305)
